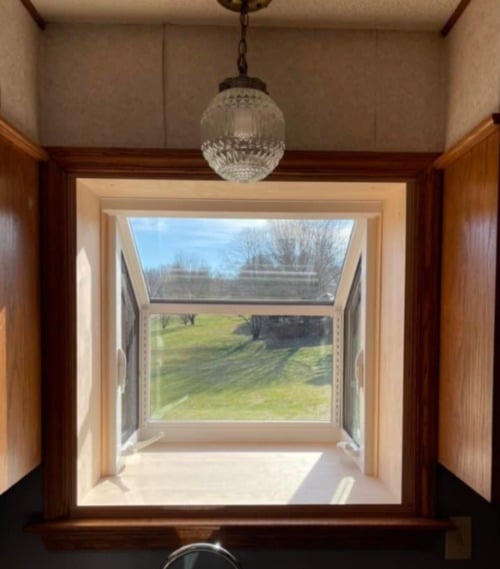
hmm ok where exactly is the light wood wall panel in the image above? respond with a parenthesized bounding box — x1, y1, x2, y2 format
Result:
(438, 122, 500, 502)
(0, 122, 43, 494)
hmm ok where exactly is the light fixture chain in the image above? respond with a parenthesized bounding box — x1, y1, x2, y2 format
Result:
(237, 0, 249, 76)
(202, 0, 285, 183)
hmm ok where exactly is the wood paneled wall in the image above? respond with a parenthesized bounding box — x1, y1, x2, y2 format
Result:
(0, 118, 46, 495)
(437, 115, 500, 503)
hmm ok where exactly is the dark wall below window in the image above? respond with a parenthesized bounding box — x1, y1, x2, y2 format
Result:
(0, 466, 499, 568)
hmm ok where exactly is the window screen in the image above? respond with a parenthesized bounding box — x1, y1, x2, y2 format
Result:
(343, 261, 362, 445)
(121, 255, 140, 444)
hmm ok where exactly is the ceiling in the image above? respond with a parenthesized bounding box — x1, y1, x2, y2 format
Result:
(33, 0, 461, 31)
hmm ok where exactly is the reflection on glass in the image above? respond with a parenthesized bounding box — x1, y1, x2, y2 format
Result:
(149, 314, 333, 422)
(129, 217, 355, 302)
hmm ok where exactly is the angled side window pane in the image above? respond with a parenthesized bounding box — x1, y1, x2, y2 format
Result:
(120, 255, 140, 444)
(343, 261, 362, 445)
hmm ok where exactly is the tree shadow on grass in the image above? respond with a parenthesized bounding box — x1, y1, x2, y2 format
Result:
(151, 316, 333, 413)
(154, 340, 301, 399)
(232, 320, 253, 336)
(263, 334, 332, 351)
(223, 337, 264, 356)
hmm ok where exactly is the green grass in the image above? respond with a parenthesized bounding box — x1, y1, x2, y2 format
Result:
(149, 314, 332, 421)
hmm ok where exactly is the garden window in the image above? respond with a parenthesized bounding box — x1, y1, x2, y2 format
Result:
(34, 150, 447, 549)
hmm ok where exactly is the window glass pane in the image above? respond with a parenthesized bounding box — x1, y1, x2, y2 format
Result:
(129, 218, 354, 302)
(149, 313, 333, 422)
(120, 255, 140, 443)
(343, 262, 362, 445)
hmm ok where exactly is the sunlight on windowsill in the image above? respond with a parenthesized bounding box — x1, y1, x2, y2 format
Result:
(81, 443, 399, 506)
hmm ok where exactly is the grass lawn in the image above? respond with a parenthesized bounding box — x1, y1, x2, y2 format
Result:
(149, 314, 332, 421)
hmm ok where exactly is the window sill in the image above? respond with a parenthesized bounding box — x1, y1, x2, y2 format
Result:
(25, 516, 453, 550)
(81, 443, 398, 507)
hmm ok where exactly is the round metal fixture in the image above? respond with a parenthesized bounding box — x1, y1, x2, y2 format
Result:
(162, 543, 243, 569)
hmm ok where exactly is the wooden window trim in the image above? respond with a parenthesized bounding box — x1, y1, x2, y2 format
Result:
(27, 148, 451, 549)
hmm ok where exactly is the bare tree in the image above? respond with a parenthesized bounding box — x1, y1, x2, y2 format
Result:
(144, 220, 351, 340)
(143, 254, 212, 301)
(167, 253, 212, 299)
(228, 220, 351, 302)
(143, 265, 169, 298)
(180, 313, 196, 326)
(240, 315, 264, 340)
(160, 314, 171, 329)
(265, 219, 348, 299)
(227, 220, 351, 340)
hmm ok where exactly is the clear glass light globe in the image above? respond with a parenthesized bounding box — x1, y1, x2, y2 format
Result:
(201, 87, 285, 183)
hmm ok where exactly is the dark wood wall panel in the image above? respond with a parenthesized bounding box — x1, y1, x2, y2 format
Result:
(0, 131, 41, 494)
(439, 129, 499, 502)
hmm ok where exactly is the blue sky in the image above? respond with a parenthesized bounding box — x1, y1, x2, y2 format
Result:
(129, 217, 267, 271)
(129, 217, 354, 274)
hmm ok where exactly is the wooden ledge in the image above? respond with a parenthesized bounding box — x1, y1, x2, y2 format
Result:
(435, 114, 500, 169)
(0, 117, 48, 162)
(45, 147, 438, 181)
(25, 516, 453, 550)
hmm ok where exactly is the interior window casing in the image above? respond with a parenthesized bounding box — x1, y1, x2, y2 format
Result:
(95, 186, 403, 505)
(34, 150, 447, 549)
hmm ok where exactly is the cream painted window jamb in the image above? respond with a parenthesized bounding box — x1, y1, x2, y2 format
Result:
(103, 216, 121, 476)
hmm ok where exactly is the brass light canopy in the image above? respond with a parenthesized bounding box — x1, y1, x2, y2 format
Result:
(200, 0, 285, 183)
(216, 0, 272, 13)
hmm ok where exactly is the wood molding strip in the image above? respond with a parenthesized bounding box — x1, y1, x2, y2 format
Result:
(435, 114, 500, 169)
(0, 117, 48, 162)
(18, 0, 46, 30)
(404, 167, 443, 516)
(440, 0, 472, 37)
(39, 162, 76, 518)
(26, 517, 453, 550)
(45, 147, 439, 181)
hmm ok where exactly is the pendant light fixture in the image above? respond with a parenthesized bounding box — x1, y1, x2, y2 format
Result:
(200, 0, 285, 183)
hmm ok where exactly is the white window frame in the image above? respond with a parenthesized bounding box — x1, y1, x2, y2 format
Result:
(141, 301, 339, 444)
(105, 216, 149, 475)
(102, 199, 383, 476)
(105, 207, 378, 466)
(334, 218, 380, 476)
